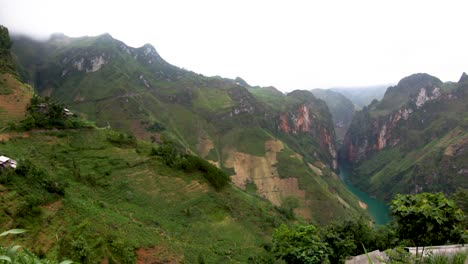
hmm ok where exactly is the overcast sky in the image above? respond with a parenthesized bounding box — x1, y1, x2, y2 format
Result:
(1, 0, 467, 91)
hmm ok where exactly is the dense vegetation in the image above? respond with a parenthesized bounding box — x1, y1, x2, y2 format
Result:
(0, 127, 296, 263)
(151, 142, 230, 190)
(0, 25, 16, 75)
(12, 96, 92, 130)
(269, 192, 467, 264)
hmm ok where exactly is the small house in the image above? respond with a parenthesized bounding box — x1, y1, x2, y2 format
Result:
(63, 108, 74, 117)
(0, 155, 17, 169)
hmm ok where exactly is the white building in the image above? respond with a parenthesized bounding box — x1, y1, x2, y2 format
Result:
(0, 155, 17, 169)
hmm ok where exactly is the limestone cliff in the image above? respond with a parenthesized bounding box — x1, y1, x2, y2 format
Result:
(342, 74, 444, 163)
(341, 72, 468, 200)
(277, 91, 338, 170)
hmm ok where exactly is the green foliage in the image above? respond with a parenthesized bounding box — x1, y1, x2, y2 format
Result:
(145, 121, 166, 132)
(0, 229, 71, 264)
(272, 224, 330, 264)
(0, 25, 17, 75)
(0, 159, 66, 220)
(152, 142, 230, 190)
(390, 192, 465, 249)
(323, 216, 378, 263)
(106, 131, 136, 147)
(0, 129, 286, 262)
(18, 96, 88, 130)
(451, 188, 468, 226)
(421, 251, 468, 264)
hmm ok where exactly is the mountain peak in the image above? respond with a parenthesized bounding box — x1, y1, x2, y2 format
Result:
(459, 72, 468, 84)
(95, 33, 115, 43)
(49, 32, 68, 40)
(139, 43, 160, 57)
(234, 77, 250, 87)
(396, 73, 442, 88)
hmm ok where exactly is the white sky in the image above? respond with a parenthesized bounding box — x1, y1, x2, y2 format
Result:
(1, 0, 467, 91)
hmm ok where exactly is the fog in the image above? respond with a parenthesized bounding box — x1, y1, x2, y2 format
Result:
(1, 0, 467, 91)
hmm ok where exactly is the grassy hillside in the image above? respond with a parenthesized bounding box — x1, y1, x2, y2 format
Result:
(0, 26, 33, 127)
(0, 73, 33, 126)
(0, 128, 294, 263)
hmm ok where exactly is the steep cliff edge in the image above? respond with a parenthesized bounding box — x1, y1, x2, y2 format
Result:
(311, 88, 355, 142)
(276, 90, 338, 170)
(342, 73, 468, 200)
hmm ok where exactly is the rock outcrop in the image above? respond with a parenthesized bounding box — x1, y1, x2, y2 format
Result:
(277, 91, 338, 169)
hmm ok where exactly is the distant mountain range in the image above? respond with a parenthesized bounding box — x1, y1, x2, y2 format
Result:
(310, 88, 355, 143)
(330, 85, 389, 109)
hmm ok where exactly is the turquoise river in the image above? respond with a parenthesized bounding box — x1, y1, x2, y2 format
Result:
(339, 165, 391, 225)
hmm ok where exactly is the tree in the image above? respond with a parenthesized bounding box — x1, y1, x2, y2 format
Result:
(451, 188, 468, 226)
(272, 224, 330, 264)
(390, 192, 465, 257)
(322, 216, 377, 263)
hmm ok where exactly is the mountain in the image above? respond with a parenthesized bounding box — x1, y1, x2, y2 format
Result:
(1, 27, 292, 262)
(11, 33, 367, 224)
(331, 85, 388, 109)
(342, 73, 468, 200)
(310, 88, 355, 142)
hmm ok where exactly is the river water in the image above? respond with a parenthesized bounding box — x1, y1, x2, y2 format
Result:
(339, 165, 391, 225)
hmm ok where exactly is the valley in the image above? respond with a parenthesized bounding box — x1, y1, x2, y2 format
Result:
(0, 22, 466, 263)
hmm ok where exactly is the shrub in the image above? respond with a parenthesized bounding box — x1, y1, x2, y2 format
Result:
(390, 192, 465, 257)
(152, 142, 230, 190)
(106, 131, 136, 147)
(272, 224, 330, 263)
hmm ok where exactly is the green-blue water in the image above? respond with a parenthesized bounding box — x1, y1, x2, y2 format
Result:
(339, 165, 391, 225)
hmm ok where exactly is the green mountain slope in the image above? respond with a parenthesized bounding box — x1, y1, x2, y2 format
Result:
(0, 26, 33, 127)
(310, 88, 355, 142)
(11, 33, 367, 224)
(342, 73, 468, 201)
(0, 128, 295, 263)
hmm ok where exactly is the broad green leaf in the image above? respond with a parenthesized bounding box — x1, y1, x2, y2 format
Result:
(0, 229, 27, 237)
(7, 245, 21, 256)
(0, 255, 12, 262)
(59, 260, 74, 264)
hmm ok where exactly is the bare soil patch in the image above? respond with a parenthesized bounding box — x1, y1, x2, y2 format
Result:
(136, 246, 183, 264)
(225, 140, 312, 219)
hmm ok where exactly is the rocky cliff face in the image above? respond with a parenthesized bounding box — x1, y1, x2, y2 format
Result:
(342, 75, 445, 163)
(310, 88, 355, 142)
(341, 73, 468, 200)
(277, 91, 338, 170)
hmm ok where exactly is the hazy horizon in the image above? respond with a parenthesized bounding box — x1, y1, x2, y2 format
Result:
(1, 0, 467, 92)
